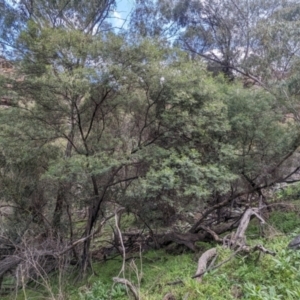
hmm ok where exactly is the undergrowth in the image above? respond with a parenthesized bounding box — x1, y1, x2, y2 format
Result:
(3, 210, 300, 300)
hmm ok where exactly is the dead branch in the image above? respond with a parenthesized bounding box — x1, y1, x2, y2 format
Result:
(191, 207, 274, 283)
(113, 277, 139, 300)
(194, 248, 217, 282)
(243, 244, 276, 256)
(199, 226, 222, 242)
(60, 207, 126, 256)
(0, 208, 131, 291)
(232, 208, 265, 247)
(0, 256, 22, 281)
(189, 167, 297, 234)
(192, 246, 242, 282)
(113, 208, 141, 300)
(192, 243, 275, 283)
(166, 280, 184, 286)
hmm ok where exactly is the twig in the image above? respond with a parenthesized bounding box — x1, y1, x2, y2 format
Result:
(115, 208, 126, 276)
(166, 279, 184, 286)
(251, 244, 276, 256)
(113, 208, 141, 299)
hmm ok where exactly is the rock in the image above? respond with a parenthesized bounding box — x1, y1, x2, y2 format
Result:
(288, 235, 300, 250)
(163, 293, 176, 300)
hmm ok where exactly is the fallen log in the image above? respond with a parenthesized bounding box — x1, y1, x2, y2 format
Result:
(192, 243, 276, 281)
(0, 256, 22, 289)
(191, 208, 274, 284)
(154, 221, 238, 251)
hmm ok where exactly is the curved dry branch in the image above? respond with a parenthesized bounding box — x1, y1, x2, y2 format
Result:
(113, 277, 139, 300)
(194, 248, 217, 283)
(232, 208, 265, 247)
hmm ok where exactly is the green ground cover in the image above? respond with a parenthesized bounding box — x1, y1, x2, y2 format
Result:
(4, 210, 300, 300)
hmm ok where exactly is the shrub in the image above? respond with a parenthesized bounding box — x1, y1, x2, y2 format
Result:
(79, 281, 126, 300)
(275, 183, 300, 201)
(269, 211, 300, 234)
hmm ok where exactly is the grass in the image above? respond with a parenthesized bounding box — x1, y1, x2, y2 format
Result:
(3, 209, 300, 299)
(3, 238, 300, 300)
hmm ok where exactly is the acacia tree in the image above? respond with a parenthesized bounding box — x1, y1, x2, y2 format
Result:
(0, 24, 236, 266)
(0, 0, 120, 271)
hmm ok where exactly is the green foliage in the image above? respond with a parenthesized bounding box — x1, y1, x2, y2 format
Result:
(243, 249, 300, 299)
(83, 234, 300, 300)
(195, 241, 213, 252)
(130, 0, 300, 81)
(79, 281, 126, 300)
(2, 1, 300, 298)
(269, 211, 300, 234)
(275, 183, 300, 201)
(226, 85, 296, 179)
(2, 0, 298, 232)
(4, 221, 300, 300)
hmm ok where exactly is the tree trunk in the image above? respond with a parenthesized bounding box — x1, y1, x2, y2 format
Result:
(52, 103, 75, 234)
(81, 175, 106, 273)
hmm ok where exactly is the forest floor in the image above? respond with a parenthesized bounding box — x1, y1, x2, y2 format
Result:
(3, 209, 300, 300)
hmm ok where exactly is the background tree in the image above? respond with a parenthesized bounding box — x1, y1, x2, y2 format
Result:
(130, 0, 300, 85)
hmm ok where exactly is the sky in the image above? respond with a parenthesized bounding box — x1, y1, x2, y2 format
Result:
(112, 0, 135, 29)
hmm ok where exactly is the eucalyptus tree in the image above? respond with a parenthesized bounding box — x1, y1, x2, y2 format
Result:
(130, 0, 300, 86)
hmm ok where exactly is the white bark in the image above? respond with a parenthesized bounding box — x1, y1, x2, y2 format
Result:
(194, 248, 217, 282)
